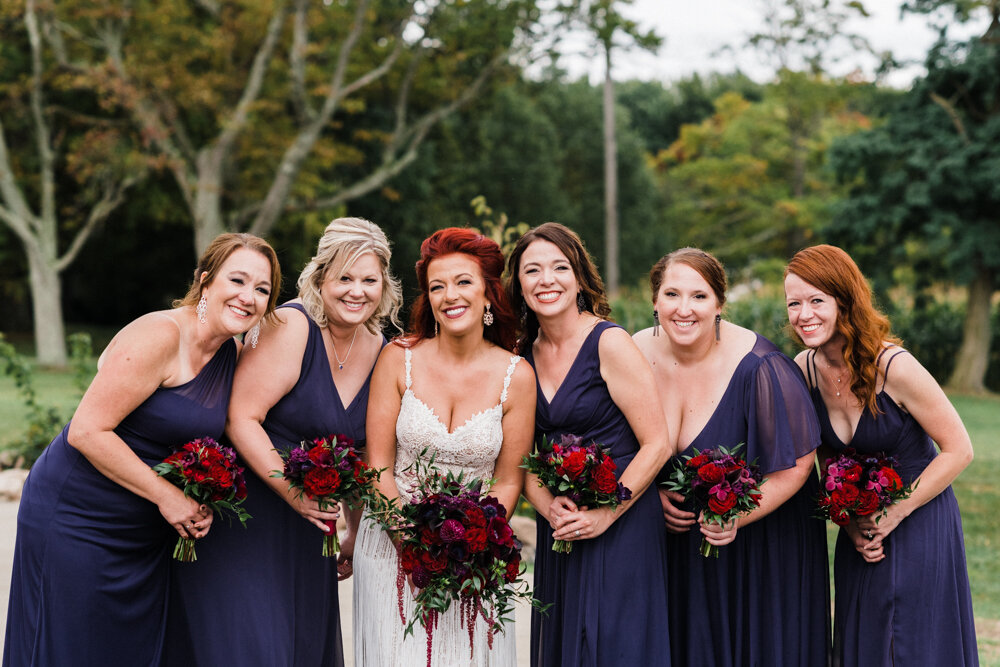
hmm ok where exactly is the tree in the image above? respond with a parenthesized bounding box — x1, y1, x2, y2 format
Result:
(37, 0, 541, 256)
(0, 0, 144, 366)
(828, 33, 1000, 392)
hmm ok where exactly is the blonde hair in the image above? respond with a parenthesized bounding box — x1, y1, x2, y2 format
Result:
(297, 217, 402, 334)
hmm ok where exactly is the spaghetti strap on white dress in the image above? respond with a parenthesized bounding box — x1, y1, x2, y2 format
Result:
(353, 348, 521, 666)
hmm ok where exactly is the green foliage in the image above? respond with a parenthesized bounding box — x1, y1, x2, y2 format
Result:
(0, 332, 92, 466)
(725, 293, 798, 358)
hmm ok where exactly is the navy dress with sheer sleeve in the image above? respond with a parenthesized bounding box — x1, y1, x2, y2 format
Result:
(165, 302, 383, 667)
(527, 321, 672, 667)
(807, 347, 978, 666)
(3, 338, 237, 666)
(665, 334, 830, 667)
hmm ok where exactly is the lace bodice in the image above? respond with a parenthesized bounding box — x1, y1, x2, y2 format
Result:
(393, 348, 521, 503)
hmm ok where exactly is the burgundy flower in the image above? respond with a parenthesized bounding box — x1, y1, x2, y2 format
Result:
(439, 519, 466, 543)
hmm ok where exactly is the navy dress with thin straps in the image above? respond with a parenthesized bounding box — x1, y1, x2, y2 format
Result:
(807, 347, 978, 666)
(165, 302, 382, 667)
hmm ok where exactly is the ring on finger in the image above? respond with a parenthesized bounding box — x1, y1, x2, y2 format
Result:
(575, 529, 580, 537)
(865, 529, 873, 539)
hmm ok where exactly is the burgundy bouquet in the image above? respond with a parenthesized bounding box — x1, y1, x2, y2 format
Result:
(369, 455, 532, 667)
(663, 444, 764, 558)
(273, 433, 379, 556)
(817, 447, 916, 526)
(153, 436, 250, 562)
(521, 433, 631, 553)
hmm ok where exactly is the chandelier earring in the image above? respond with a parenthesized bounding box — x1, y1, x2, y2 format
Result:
(434, 320, 439, 337)
(653, 310, 660, 336)
(483, 303, 494, 327)
(577, 292, 587, 313)
(247, 323, 260, 349)
(714, 313, 721, 341)
(519, 301, 527, 326)
(196, 294, 208, 324)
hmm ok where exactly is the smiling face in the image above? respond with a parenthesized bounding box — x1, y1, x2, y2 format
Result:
(426, 253, 488, 337)
(784, 272, 843, 349)
(320, 252, 383, 329)
(653, 262, 721, 345)
(516, 239, 580, 318)
(200, 247, 273, 335)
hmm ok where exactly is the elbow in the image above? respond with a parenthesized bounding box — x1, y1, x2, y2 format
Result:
(647, 439, 671, 471)
(958, 445, 974, 471)
(66, 421, 97, 453)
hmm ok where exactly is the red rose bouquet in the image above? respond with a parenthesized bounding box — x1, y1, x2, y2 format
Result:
(520, 433, 632, 553)
(272, 433, 379, 556)
(153, 436, 251, 562)
(368, 455, 532, 667)
(817, 447, 916, 526)
(663, 444, 764, 558)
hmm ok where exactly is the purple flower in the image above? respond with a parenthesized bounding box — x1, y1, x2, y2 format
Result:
(411, 565, 431, 588)
(439, 519, 466, 543)
(284, 447, 313, 478)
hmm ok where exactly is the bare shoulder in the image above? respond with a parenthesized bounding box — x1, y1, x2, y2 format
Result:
(791, 348, 811, 374)
(631, 326, 656, 354)
(100, 311, 181, 366)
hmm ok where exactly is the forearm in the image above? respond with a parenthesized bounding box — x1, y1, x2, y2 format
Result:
(736, 458, 812, 528)
(893, 450, 972, 519)
(69, 430, 181, 506)
(489, 481, 522, 520)
(226, 418, 294, 500)
(617, 441, 671, 512)
(523, 473, 556, 523)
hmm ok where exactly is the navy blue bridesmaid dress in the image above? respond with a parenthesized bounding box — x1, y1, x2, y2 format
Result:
(3, 338, 237, 666)
(665, 334, 830, 667)
(527, 321, 672, 667)
(807, 347, 978, 666)
(165, 302, 381, 667)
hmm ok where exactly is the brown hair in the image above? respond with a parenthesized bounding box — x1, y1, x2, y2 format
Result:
(403, 227, 517, 352)
(174, 233, 282, 325)
(649, 247, 727, 306)
(785, 244, 899, 416)
(506, 222, 611, 353)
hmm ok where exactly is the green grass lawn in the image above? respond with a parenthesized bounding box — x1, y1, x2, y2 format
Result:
(2, 369, 998, 661)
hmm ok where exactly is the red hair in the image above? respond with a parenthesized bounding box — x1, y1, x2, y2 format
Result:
(402, 228, 517, 352)
(785, 244, 899, 416)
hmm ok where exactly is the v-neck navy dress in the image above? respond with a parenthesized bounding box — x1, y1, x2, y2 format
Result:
(4, 338, 237, 667)
(527, 321, 672, 666)
(807, 348, 978, 666)
(165, 302, 382, 667)
(665, 334, 830, 667)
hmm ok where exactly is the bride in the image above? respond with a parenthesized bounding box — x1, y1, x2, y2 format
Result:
(353, 227, 535, 666)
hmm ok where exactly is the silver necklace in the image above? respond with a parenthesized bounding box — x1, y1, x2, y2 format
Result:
(331, 326, 359, 370)
(821, 358, 846, 397)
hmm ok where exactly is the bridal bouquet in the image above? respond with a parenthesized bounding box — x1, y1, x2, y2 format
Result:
(368, 455, 530, 667)
(663, 444, 764, 558)
(272, 433, 379, 556)
(153, 436, 250, 562)
(817, 447, 916, 526)
(521, 433, 631, 553)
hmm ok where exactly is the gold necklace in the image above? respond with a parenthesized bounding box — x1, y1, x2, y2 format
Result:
(820, 357, 847, 397)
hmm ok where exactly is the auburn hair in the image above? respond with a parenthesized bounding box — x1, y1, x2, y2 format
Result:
(785, 244, 899, 416)
(649, 247, 727, 306)
(402, 227, 517, 352)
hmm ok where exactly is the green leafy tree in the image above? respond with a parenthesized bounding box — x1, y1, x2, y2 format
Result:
(828, 33, 1000, 392)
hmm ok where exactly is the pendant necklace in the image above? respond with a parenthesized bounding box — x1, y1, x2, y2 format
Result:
(331, 326, 359, 370)
(823, 358, 846, 397)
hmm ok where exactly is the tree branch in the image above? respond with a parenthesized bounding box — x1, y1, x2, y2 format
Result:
(26, 0, 56, 230)
(290, 0, 314, 123)
(56, 174, 139, 272)
(929, 91, 971, 144)
(0, 118, 36, 231)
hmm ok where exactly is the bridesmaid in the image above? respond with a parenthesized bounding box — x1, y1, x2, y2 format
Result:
(3, 233, 280, 666)
(785, 244, 978, 666)
(507, 222, 673, 666)
(632, 247, 829, 667)
(165, 217, 402, 666)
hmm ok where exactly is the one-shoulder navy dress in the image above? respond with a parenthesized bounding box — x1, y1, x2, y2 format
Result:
(807, 347, 978, 666)
(165, 303, 381, 666)
(665, 334, 830, 667)
(4, 338, 237, 666)
(527, 322, 672, 666)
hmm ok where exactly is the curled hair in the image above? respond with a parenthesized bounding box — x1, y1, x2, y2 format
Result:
(785, 244, 899, 416)
(296, 217, 403, 335)
(505, 222, 611, 353)
(404, 227, 517, 352)
(649, 247, 728, 306)
(174, 233, 282, 325)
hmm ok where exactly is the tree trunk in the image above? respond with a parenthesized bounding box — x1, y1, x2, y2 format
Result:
(193, 149, 226, 255)
(24, 240, 67, 367)
(602, 45, 619, 297)
(946, 268, 995, 393)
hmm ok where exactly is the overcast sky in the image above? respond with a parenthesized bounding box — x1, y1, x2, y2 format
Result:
(555, 0, 992, 89)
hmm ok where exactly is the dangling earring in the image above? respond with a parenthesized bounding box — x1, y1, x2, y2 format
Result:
(577, 292, 586, 313)
(434, 320, 439, 337)
(483, 303, 494, 327)
(653, 310, 659, 336)
(247, 323, 260, 349)
(519, 301, 527, 325)
(196, 294, 208, 324)
(714, 313, 721, 341)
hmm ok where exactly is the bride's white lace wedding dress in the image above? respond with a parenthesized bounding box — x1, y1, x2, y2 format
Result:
(353, 348, 521, 666)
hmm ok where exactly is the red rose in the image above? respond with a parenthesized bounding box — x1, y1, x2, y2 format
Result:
(303, 467, 341, 497)
(505, 559, 521, 583)
(708, 492, 737, 514)
(855, 490, 880, 516)
(400, 545, 420, 573)
(829, 505, 850, 526)
(880, 467, 903, 492)
(235, 482, 248, 501)
(562, 451, 587, 479)
(465, 527, 488, 553)
(420, 549, 448, 572)
(593, 465, 618, 494)
(202, 447, 224, 464)
(686, 454, 710, 468)
(466, 507, 487, 528)
(420, 527, 442, 546)
(209, 465, 233, 488)
(307, 444, 332, 466)
(843, 464, 863, 483)
(697, 463, 724, 484)
(831, 484, 860, 508)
